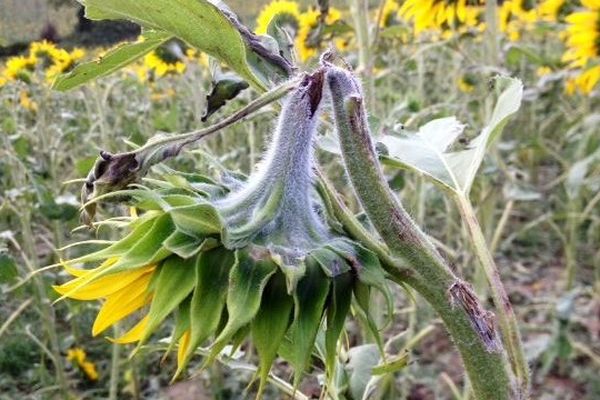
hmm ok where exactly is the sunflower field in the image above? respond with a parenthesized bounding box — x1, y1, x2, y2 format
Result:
(0, 0, 599, 399)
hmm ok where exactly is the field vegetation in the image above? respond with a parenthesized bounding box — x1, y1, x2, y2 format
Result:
(0, 0, 599, 399)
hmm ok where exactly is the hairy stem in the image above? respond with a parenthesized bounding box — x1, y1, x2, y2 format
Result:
(326, 65, 515, 400)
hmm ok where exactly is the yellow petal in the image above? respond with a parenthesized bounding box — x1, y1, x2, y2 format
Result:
(109, 314, 150, 344)
(54, 264, 155, 301)
(92, 273, 154, 336)
(177, 329, 192, 369)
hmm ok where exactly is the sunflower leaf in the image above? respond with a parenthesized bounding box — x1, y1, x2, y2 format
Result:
(163, 229, 204, 258)
(380, 76, 523, 195)
(77, 0, 266, 89)
(169, 203, 222, 237)
(106, 213, 174, 274)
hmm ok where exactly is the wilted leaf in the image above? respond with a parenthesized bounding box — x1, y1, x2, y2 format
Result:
(565, 150, 599, 199)
(202, 68, 250, 122)
(346, 344, 381, 400)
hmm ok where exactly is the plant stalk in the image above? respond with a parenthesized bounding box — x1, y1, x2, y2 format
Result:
(326, 66, 515, 399)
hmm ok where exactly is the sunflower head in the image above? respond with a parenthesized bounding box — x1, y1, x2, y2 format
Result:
(55, 70, 390, 395)
(256, 0, 301, 36)
(296, 7, 346, 62)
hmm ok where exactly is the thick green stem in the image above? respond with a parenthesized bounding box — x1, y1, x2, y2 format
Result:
(456, 196, 530, 395)
(326, 66, 515, 400)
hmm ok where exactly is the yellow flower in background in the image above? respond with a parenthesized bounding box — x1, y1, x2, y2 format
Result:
(45, 47, 85, 83)
(53, 258, 156, 340)
(538, 0, 566, 22)
(562, 1, 600, 68)
(458, 78, 474, 92)
(5, 55, 36, 80)
(379, 0, 401, 28)
(185, 48, 210, 68)
(255, 0, 301, 35)
(296, 7, 344, 62)
(66, 347, 87, 364)
(66, 347, 99, 381)
(144, 51, 186, 78)
(19, 90, 38, 112)
(81, 361, 99, 381)
(561, 0, 600, 94)
(398, 0, 484, 35)
(565, 65, 600, 94)
(536, 66, 553, 77)
(499, 0, 537, 42)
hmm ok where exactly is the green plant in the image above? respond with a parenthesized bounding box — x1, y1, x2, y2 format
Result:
(43, 1, 533, 399)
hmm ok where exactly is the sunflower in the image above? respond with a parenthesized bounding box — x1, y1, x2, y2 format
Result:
(379, 0, 401, 28)
(143, 50, 186, 78)
(296, 7, 344, 62)
(538, 0, 567, 22)
(562, 0, 600, 93)
(398, 0, 484, 35)
(4, 55, 37, 82)
(255, 0, 301, 36)
(45, 47, 85, 83)
(499, 0, 538, 42)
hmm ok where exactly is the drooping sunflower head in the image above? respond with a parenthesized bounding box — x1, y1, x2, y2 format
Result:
(55, 71, 391, 395)
(255, 0, 301, 36)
